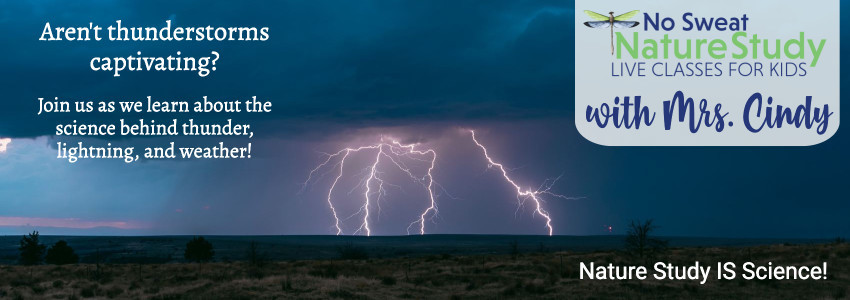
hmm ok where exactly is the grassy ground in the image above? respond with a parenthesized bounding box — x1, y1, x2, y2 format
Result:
(0, 243, 847, 299)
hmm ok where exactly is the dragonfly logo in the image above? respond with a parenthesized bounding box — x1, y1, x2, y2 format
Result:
(583, 10, 640, 55)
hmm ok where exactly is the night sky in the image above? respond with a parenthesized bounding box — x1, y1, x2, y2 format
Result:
(0, 1, 847, 238)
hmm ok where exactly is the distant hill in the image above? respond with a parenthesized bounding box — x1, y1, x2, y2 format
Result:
(0, 235, 828, 264)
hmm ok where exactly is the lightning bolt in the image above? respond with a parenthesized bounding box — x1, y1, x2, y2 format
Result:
(302, 139, 437, 236)
(469, 130, 556, 236)
(303, 130, 568, 236)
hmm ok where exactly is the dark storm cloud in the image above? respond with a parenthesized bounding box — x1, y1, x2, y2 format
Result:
(0, 0, 574, 138)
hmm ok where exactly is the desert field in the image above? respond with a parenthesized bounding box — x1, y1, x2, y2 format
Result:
(0, 242, 847, 299)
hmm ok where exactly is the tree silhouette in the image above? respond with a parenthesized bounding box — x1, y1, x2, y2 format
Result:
(45, 240, 79, 265)
(625, 219, 668, 261)
(18, 231, 46, 265)
(184, 236, 214, 263)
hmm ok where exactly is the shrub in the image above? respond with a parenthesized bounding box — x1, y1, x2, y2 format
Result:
(337, 243, 368, 260)
(328, 289, 356, 298)
(308, 264, 340, 278)
(106, 286, 124, 298)
(30, 285, 46, 295)
(380, 276, 397, 285)
(184, 236, 214, 263)
(18, 231, 46, 265)
(143, 286, 160, 294)
(46, 240, 79, 265)
(80, 284, 99, 297)
(524, 281, 547, 295)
